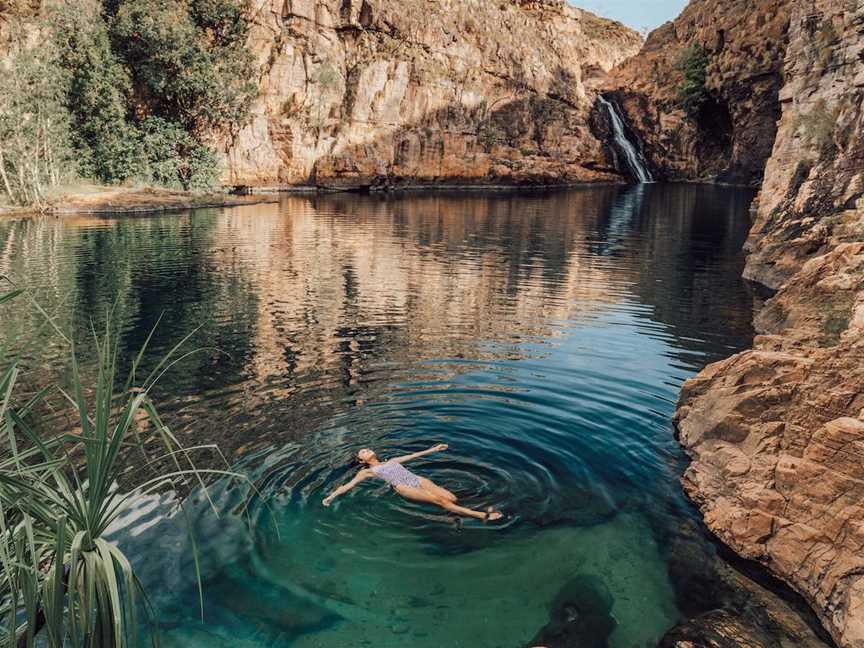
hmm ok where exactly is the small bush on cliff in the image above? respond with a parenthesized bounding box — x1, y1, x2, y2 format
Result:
(814, 19, 838, 71)
(531, 96, 566, 147)
(676, 44, 710, 115)
(792, 100, 839, 158)
(477, 120, 501, 152)
(822, 299, 853, 345)
(309, 63, 342, 141)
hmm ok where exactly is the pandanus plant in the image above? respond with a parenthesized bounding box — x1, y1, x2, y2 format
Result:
(0, 282, 240, 647)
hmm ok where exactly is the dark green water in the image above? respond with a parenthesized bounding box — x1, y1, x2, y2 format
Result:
(1, 184, 760, 647)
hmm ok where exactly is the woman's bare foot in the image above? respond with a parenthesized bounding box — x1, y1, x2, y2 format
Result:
(484, 507, 503, 522)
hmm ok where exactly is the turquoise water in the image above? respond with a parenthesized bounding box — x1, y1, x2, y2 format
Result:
(0, 185, 759, 646)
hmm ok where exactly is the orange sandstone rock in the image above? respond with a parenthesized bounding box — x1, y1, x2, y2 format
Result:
(221, 0, 641, 188)
(674, 3, 864, 644)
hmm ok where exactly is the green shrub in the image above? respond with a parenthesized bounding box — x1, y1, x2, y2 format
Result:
(792, 100, 838, 158)
(676, 43, 710, 115)
(141, 117, 219, 190)
(477, 121, 501, 152)
(181, 140, 220, 190)
(822, 309, 851, 345)
(531, 96, 565, 144)
(814, 20, 838, 70)
(191, 0, 248, 46)
(51, 0, 145, 183)
(110, 0, 256, 134)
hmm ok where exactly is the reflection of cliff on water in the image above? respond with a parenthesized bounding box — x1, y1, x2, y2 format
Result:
(594, 183, 757, 368)
(0, 186, 754, 464)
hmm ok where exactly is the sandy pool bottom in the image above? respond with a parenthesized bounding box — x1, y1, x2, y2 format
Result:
(153, 511, 680, 648)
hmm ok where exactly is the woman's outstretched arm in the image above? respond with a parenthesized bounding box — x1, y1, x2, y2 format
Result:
(392, 443, 448, 464)
(323, 469, 373, 506)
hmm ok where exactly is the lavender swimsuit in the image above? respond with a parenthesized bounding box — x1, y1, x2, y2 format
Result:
(372, 461, 422, 488)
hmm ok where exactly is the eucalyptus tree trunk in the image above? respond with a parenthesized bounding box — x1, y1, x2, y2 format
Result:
(0, 146, 15, 203)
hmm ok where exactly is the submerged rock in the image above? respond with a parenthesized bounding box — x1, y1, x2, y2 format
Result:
(528, 486, 619, 530)
(186, 556, 342, 641)
(526, 574, 616, 648)
(659, 610, 786, 648)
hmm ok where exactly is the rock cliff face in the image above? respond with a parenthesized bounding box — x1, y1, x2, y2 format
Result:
(744, 0, 864, 290)
(223, 0, 641, 188)
(605, 0, 792, 186)
(674, 1, 864, 646)
(0, 0, 39, 43)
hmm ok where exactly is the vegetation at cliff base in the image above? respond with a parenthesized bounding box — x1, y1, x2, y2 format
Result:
(0, 32, 76, 207)
(675, 43, 710, 115)
(0, 0, 255, 207)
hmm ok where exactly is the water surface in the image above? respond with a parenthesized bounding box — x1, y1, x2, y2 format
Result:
(1, 185, 759, 647)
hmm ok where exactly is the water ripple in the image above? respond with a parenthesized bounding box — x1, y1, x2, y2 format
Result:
(0, 185, 759, 648)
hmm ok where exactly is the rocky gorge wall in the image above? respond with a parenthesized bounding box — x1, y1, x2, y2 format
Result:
(223, 0, 641, 188)
(674, 1, 864, 647)
(605, 0, 792, 186)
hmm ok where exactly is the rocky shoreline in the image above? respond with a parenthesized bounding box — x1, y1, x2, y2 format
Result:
(0, 188, 278, 217)
(670, 1, 864, 646)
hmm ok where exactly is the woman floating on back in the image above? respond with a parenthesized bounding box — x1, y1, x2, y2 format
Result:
(323, 444, 503, 521)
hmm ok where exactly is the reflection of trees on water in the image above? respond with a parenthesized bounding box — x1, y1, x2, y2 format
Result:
(73, 213, 260, 399)
(0, 212, 261, 437)
(0, 187, 755, 462)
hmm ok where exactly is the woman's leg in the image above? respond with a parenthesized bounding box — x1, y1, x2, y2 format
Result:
(440, 500, 502, 521)
(419, 477, 458, 503)
(395, 485, 501, 520)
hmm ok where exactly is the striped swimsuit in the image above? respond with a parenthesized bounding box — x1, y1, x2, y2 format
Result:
(372, 461, 422, 488)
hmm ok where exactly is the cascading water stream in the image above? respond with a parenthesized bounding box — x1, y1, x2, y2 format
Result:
(598, 95, 654, 184)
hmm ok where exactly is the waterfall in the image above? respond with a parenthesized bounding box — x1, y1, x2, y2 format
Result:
(598, 96, 654, 184)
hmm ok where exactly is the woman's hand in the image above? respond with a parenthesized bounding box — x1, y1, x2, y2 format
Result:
(432, 443, 449, 452)
(323, 495, 334, 507)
